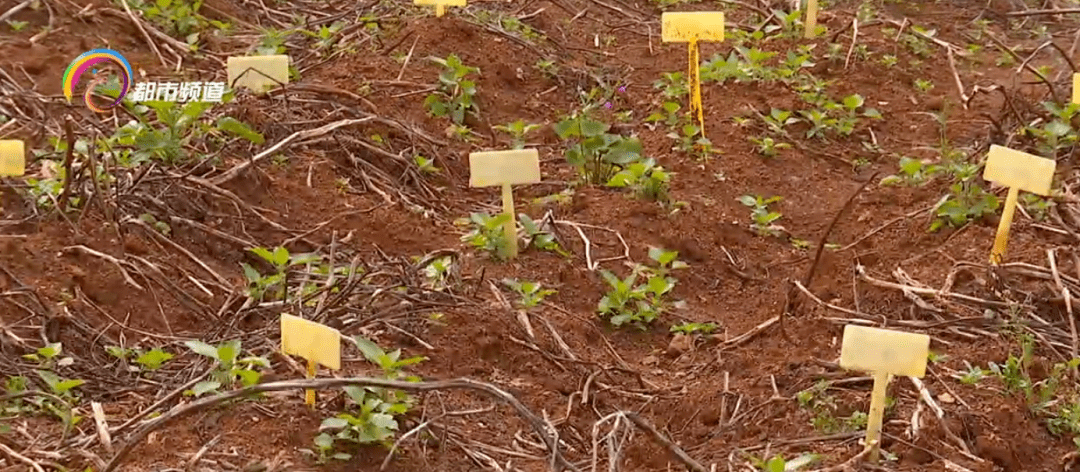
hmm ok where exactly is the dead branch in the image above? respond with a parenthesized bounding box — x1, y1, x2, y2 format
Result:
(104, 377, 579, 472)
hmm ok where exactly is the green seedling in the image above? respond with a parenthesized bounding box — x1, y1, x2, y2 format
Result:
(606, 157, 672, 205)
(554, 113, 644, 185)
(653, 72, 688, 99)
(241, 246, 321, 302)
(669, 124, 716, 159)
(645, 101, 683, 128)
(6, 20, 29, 31)
(22, 342, 72, 370)
(413, 155, 441, 174)
(460, 212, 512, 259)
(597, 247, 686, 328)
(761, 108, 799, 134)
(106, 346, 174, 372)
(958, 364, 986, 384)
(424, 54, 480, 127)
(739, 195, 784, 237)
(421, 256, 453, 291)
(313, 337, 425, 458)
(749, 136, 790, 158)
(534, 59, 558, 78)
(494, 119, 542, 149)
(183, 339, 270, 397)
(879, 156, 942, 186)
(913, 78, 934, 93)
(753, 453, 820, 472)
(670, 321, 717, 335)
(502, 278, 557, 308)
(519, 213, 570, 256)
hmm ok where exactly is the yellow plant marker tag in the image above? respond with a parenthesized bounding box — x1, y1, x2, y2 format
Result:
(804, 0, 819, 38)
(280, 313, 341, 406)
(0, 140, 25, 177)
(983, 145, 1056, 265)
(414, 0, 465, 17)
(840, 325, 930, 464)
(226, 55, 290, 94)
(1073, 73, 1079, 104)
(469, 149, 541, 259)
(661, 12, 723, 137)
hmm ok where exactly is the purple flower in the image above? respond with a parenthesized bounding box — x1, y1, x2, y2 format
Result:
(604, 101, 613, 109)
(617, 85, 626, 93)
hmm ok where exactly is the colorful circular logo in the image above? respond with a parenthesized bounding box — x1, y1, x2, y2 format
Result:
(61, 49, 133, 113)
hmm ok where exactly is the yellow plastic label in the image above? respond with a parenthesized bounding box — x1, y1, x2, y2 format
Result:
(984, 145, 1056, 196)
(839, 325, 930, 378)
(414, 0, 466, 5)
(661, 12, 724, 42)
(803, 0, 818, 38)
(469, 149, 541, 187)
(1072, 73, 1079, 104)
(281, 313, 341, 370)
(0, 140, 25, 177)
(226, 55, 290, 94)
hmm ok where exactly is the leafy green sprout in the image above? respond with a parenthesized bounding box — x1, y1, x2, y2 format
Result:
(502, 278, 557, 308)
(645, 101, 683, 128)
(183, 339, 270, 397)
(413, 155, 440, 174)
(460, 212, 512, 259)
(554, 112, 645, 185)
(106, 346, 175, 371)
(913, 79, 934, 93)
(597, 247, 686, 328)
(534, 59, 558, 78)
(494, 119, 542, 149)
(313, 337, 425, 461)
(749, 136, 790, 158)
(879, 156, 942, 186)
(519, 214, 569, 256)
(423, 54, 480, 127)
(606, 157, 672, 205)
(739, 195, 784, 237)
(670, 321, 717, 335)
(754, 453, 819, 472)
(241, 246, 321, 301)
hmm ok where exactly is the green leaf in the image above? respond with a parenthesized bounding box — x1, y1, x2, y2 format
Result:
(842, 94, 864, 109)
(190, 381, 220, 397)
(313, 432, 334, 449)
(1045, 120, 1072, 137)
(271, 247, 290, 267)
(353, 336, 385, 363)
(249, 247, 275, 264)
(136, 348, 173, 370)
(184, 340, 220, 360)
(216, 340, 241, 363)
(738, 195, 757, 207)
(215, 117, 265, 144)
(236, 369, 260, 386)
(54, 379, 85, 394)
(579, 118, 609, 137)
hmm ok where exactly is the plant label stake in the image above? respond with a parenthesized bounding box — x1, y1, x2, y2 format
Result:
(983, 145, 1056, 265)
(226, 55, 290, 94)
(1073, 73, 1079, 104)
(840, 325, 930, 464)
(414, 0, 465, 17)
(803, 0, 819, 38)
(468, 149, 541, 259)
(661, 12, 724, 137)
(0, 140, 25, 177)
(280, 313, 341, 407)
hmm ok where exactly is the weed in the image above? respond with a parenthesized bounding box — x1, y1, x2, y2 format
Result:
(106, 345, 174, 372)
(913, 78, 934, 93)
(597, 247, 686, 328)
(644, 101, 683, 128)
(535, 59, 559, 79)
(519, 214, 570, 257)
(424, 54, 480, 127)
(739, 195, 784, 237)
(653, 72, 688, 99)
(413, 155, 441, 174)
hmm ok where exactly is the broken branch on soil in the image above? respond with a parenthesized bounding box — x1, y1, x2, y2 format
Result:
(104, 377, 580, 472)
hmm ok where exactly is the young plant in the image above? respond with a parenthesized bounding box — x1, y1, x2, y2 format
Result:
(241, 246, 321, 301)
(423, 54, 479, 127)
(502, 278, 557, 308)
(313, 337, 425, 460)
(644, 101, 683, 128)
(606, 158, 672, 205)
(554, 113, 644, 185)
(597, 247, 687, 328)
(494, 119, 542, 149)
(519, 214, 570, 257)
(106, 345, 174, 372)
(460, 212, 512, 259)
(670, 321, 717, 335)
(749, 136, 790, 158)
(879, 156, 941, 186)
(738, 195, 784, 237)
(183, 340, 270, 397)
